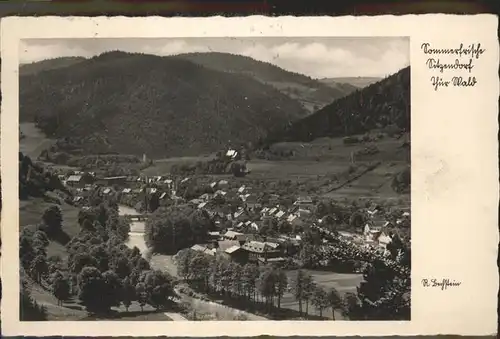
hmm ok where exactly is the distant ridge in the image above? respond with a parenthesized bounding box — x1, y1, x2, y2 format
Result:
(319, 76, 382, 89)
(176, 52, 357, 114)
(19, 56, 87, 76)
(19, 51, 307, 158)
(266, 66, 410, 144)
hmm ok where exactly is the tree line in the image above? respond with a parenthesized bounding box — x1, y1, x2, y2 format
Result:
(19, 199, 177, 319)
(176, 248, 346, 319)
(19, 152, 66, 200)
(144, 204, 215, 255)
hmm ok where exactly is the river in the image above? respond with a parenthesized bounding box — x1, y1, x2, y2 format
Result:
(118, 205, 266, 320)
(119, 205, 149, 256)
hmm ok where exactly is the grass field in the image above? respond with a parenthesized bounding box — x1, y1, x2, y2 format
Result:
(20, 122, 56, 159)
(281, 269, 364, 320)
(30, 281, 172, 321)
(20, 197, 81, 258)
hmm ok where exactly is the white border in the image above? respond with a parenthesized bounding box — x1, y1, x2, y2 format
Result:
(1, 15, 499, 336)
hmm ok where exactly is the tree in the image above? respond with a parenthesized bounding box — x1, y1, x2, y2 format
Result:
(135, 282, 147, 312)
(42, 205, 63, 235)
(102, 270, 122, 309)
(51, 271, 70, 306)
(121, 277, 136, 312)
(341, 292, 362, 320)
(90, 245, 110, 272)
(32, 230, 50, 248)
(242, 264, 260, 301)
(20, 234, 35, 269)
(189, 252, 211, 291)
(327, 287, 342, 320)
(113, 256, 132, 279)
(78, 266, 108, 314)
(142, 270, 175, 310)
(312, 286, 329, 317)
(349, 211, 366, 228)
(292, 269, 309, 315)
(257, 268, 275, 311)
(144, 205, 213, 254)
(70, 252, 97, 275)
(274, 268, 288, 310)
(149, 192, 160, 213)
(302, 273, 315, 316)
(30, 255, 48, 283)
(176, 248, 196, 279)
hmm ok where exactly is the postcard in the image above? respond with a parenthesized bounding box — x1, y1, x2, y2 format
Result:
(1, 15, 498, 336)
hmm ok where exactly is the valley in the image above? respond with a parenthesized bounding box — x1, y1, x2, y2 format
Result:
(18, 46, 411, 322)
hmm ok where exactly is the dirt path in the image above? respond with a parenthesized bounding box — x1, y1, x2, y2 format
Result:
(174, 286, 267, 320)
(164, 312, 188, 321)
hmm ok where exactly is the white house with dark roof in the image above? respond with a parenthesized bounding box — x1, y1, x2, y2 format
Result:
(224, 230, 244, 241)
(293, 196, 314, 209)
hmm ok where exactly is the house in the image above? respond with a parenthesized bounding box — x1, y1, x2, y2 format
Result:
(66, 174, 94, 188)
(402, 211, 410, 217)
(275, 210, 285, 219)
(377, 232, 393, 250)
(338, 231, 355, 240)
(218, 180, 229, 187)
(241, 241, 282, 264)
(223, 230, 245, 241)
(96, 176, 127, 186)
(268, 207, 277, 216)
(122, 188, 132, 194)
(210, 182, 217, 189)
(297, 208, 311, 217)
(233, 208, 247, 220)
(102, 187, 112, 195)
(293, 196, 314, 209)
(223, 245, 248, 264)
(238, 185, 246, 193)
(226, 149, 239, 159)
(197, 202, 208, 209)
(250, 222, 260, 231)
(200, 193, 212, 201)
(208, 231, 221, 241)
(215, 190, 227, 197)
(203, 248, 216, 256)
(191, 244, 207, 253)
(189, 199, 204, 206)
(216, 240, 241, 252)
(159, 192, 167, 200)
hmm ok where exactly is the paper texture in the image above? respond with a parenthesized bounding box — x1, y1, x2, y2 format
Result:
(1, 15, 498, 336)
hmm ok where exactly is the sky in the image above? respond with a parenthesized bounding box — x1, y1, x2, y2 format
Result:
(19, 37, 409, 78)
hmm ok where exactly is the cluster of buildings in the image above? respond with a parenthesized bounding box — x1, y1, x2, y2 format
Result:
(60, 169, 410, 264)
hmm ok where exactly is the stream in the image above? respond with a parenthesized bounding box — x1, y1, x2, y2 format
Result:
(119, 205, 149, 256)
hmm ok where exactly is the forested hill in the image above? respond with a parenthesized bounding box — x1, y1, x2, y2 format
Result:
(19, 57, 86, 76)
(19, 51, 307, 158)
(265, 66, 410, 144)
(177, 52, 357, 113)
(19, 152, 67, 200)
(319, 77, 382, 89)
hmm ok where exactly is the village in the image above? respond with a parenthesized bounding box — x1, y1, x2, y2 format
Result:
(57, 148, 411, 271)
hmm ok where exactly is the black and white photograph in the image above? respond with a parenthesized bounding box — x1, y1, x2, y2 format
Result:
(17, 36, 411, 322)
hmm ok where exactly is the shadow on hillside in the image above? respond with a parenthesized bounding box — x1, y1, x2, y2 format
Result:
(49, 229, 71, 246)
